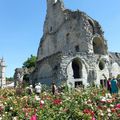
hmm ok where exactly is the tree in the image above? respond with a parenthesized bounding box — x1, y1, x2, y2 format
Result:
(6, 77, 14, 84)
(22, 55, 37, 86)
(6, 77, 14, 81)
(23, 55, 37, 69)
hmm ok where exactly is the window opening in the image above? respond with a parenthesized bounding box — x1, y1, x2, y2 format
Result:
(75, 45, 79, 52)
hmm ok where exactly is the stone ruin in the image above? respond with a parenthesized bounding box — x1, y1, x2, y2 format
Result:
(14, 68, 24, 87)
(31, 0, 120, 87)
(14, 68, 28, 87)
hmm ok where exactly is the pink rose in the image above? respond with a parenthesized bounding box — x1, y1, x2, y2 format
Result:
(30, 114, 37, 120)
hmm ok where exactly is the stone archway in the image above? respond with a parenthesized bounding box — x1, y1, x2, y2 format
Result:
(66, 58, 88, 87)
(93, 37, 107, 55)
(72, 58, 82, 78)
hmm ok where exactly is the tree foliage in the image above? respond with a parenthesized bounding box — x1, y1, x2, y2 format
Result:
(22, 55, 37, 69)
(6, 77, 14, 81)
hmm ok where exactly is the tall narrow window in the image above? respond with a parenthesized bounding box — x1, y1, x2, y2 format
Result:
(75, 45, 79, 52)
(50, 26, 52, 32)
(72, 58, 82, 78)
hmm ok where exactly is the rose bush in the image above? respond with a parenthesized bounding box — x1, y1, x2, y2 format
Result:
(0, 87, 120, 119)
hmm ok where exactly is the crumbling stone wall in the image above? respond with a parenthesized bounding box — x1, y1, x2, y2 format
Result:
(32, 0, 120, 87)
(33, 52, 62, 86)
(37, 0, 107, 61)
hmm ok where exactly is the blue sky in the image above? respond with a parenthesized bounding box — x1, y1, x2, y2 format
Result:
(0, 0, 120, 77)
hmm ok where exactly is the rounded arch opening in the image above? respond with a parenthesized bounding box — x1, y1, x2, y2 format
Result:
(72, 58, 82, 79)
(93, 37, 107, 54)
(99, 60, 105, 70)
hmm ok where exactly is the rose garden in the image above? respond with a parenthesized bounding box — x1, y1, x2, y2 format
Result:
(0, 84, 120, 120)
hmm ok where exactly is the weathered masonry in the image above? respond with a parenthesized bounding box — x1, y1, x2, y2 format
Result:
(31, 0, 120, 87)
(0, 58, 6, 87)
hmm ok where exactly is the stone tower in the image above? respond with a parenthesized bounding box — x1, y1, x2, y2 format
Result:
(0, 58, 6, 87)
(31, 0, 120, 87)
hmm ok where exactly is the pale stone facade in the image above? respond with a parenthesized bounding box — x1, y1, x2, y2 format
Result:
(0, 58, 6, 87)
(31, 0, 120, 87)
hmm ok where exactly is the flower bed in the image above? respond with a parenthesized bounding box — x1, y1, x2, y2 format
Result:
(0, 87, 120, 119)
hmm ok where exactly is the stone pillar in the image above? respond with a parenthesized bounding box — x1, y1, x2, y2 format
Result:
(0, 58, 6, 88)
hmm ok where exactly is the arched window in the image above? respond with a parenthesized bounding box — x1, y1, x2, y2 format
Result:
(75, 45, 79, 52)
(99, 60, 105, 70)
(93, 37, 107, 54)
(72, 58, 82, 78)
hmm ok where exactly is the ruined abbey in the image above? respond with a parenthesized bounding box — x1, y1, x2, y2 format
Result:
(31, 0, 120, 87)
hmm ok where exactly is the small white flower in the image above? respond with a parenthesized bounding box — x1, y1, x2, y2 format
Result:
(75, 101, 78, 104)
(110, 104, 114, 107)
(35, 95, 41, 101)
(4, 102, 7, 105)
(12, 117, 17, 120)
(100, 113, 104, 116)
(101, 97, 106, 102)
(40, 100, 44, 104)
(107, 108, 111, 113)
(105, 93, 112, 98)
(88, 99, 91, 102)
(10, 107, 13, 110)
(108, 113, 112, 117)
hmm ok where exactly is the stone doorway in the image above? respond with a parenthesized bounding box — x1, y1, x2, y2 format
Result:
(72, 58, 82, 79)
(67, 58, 88, 87)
